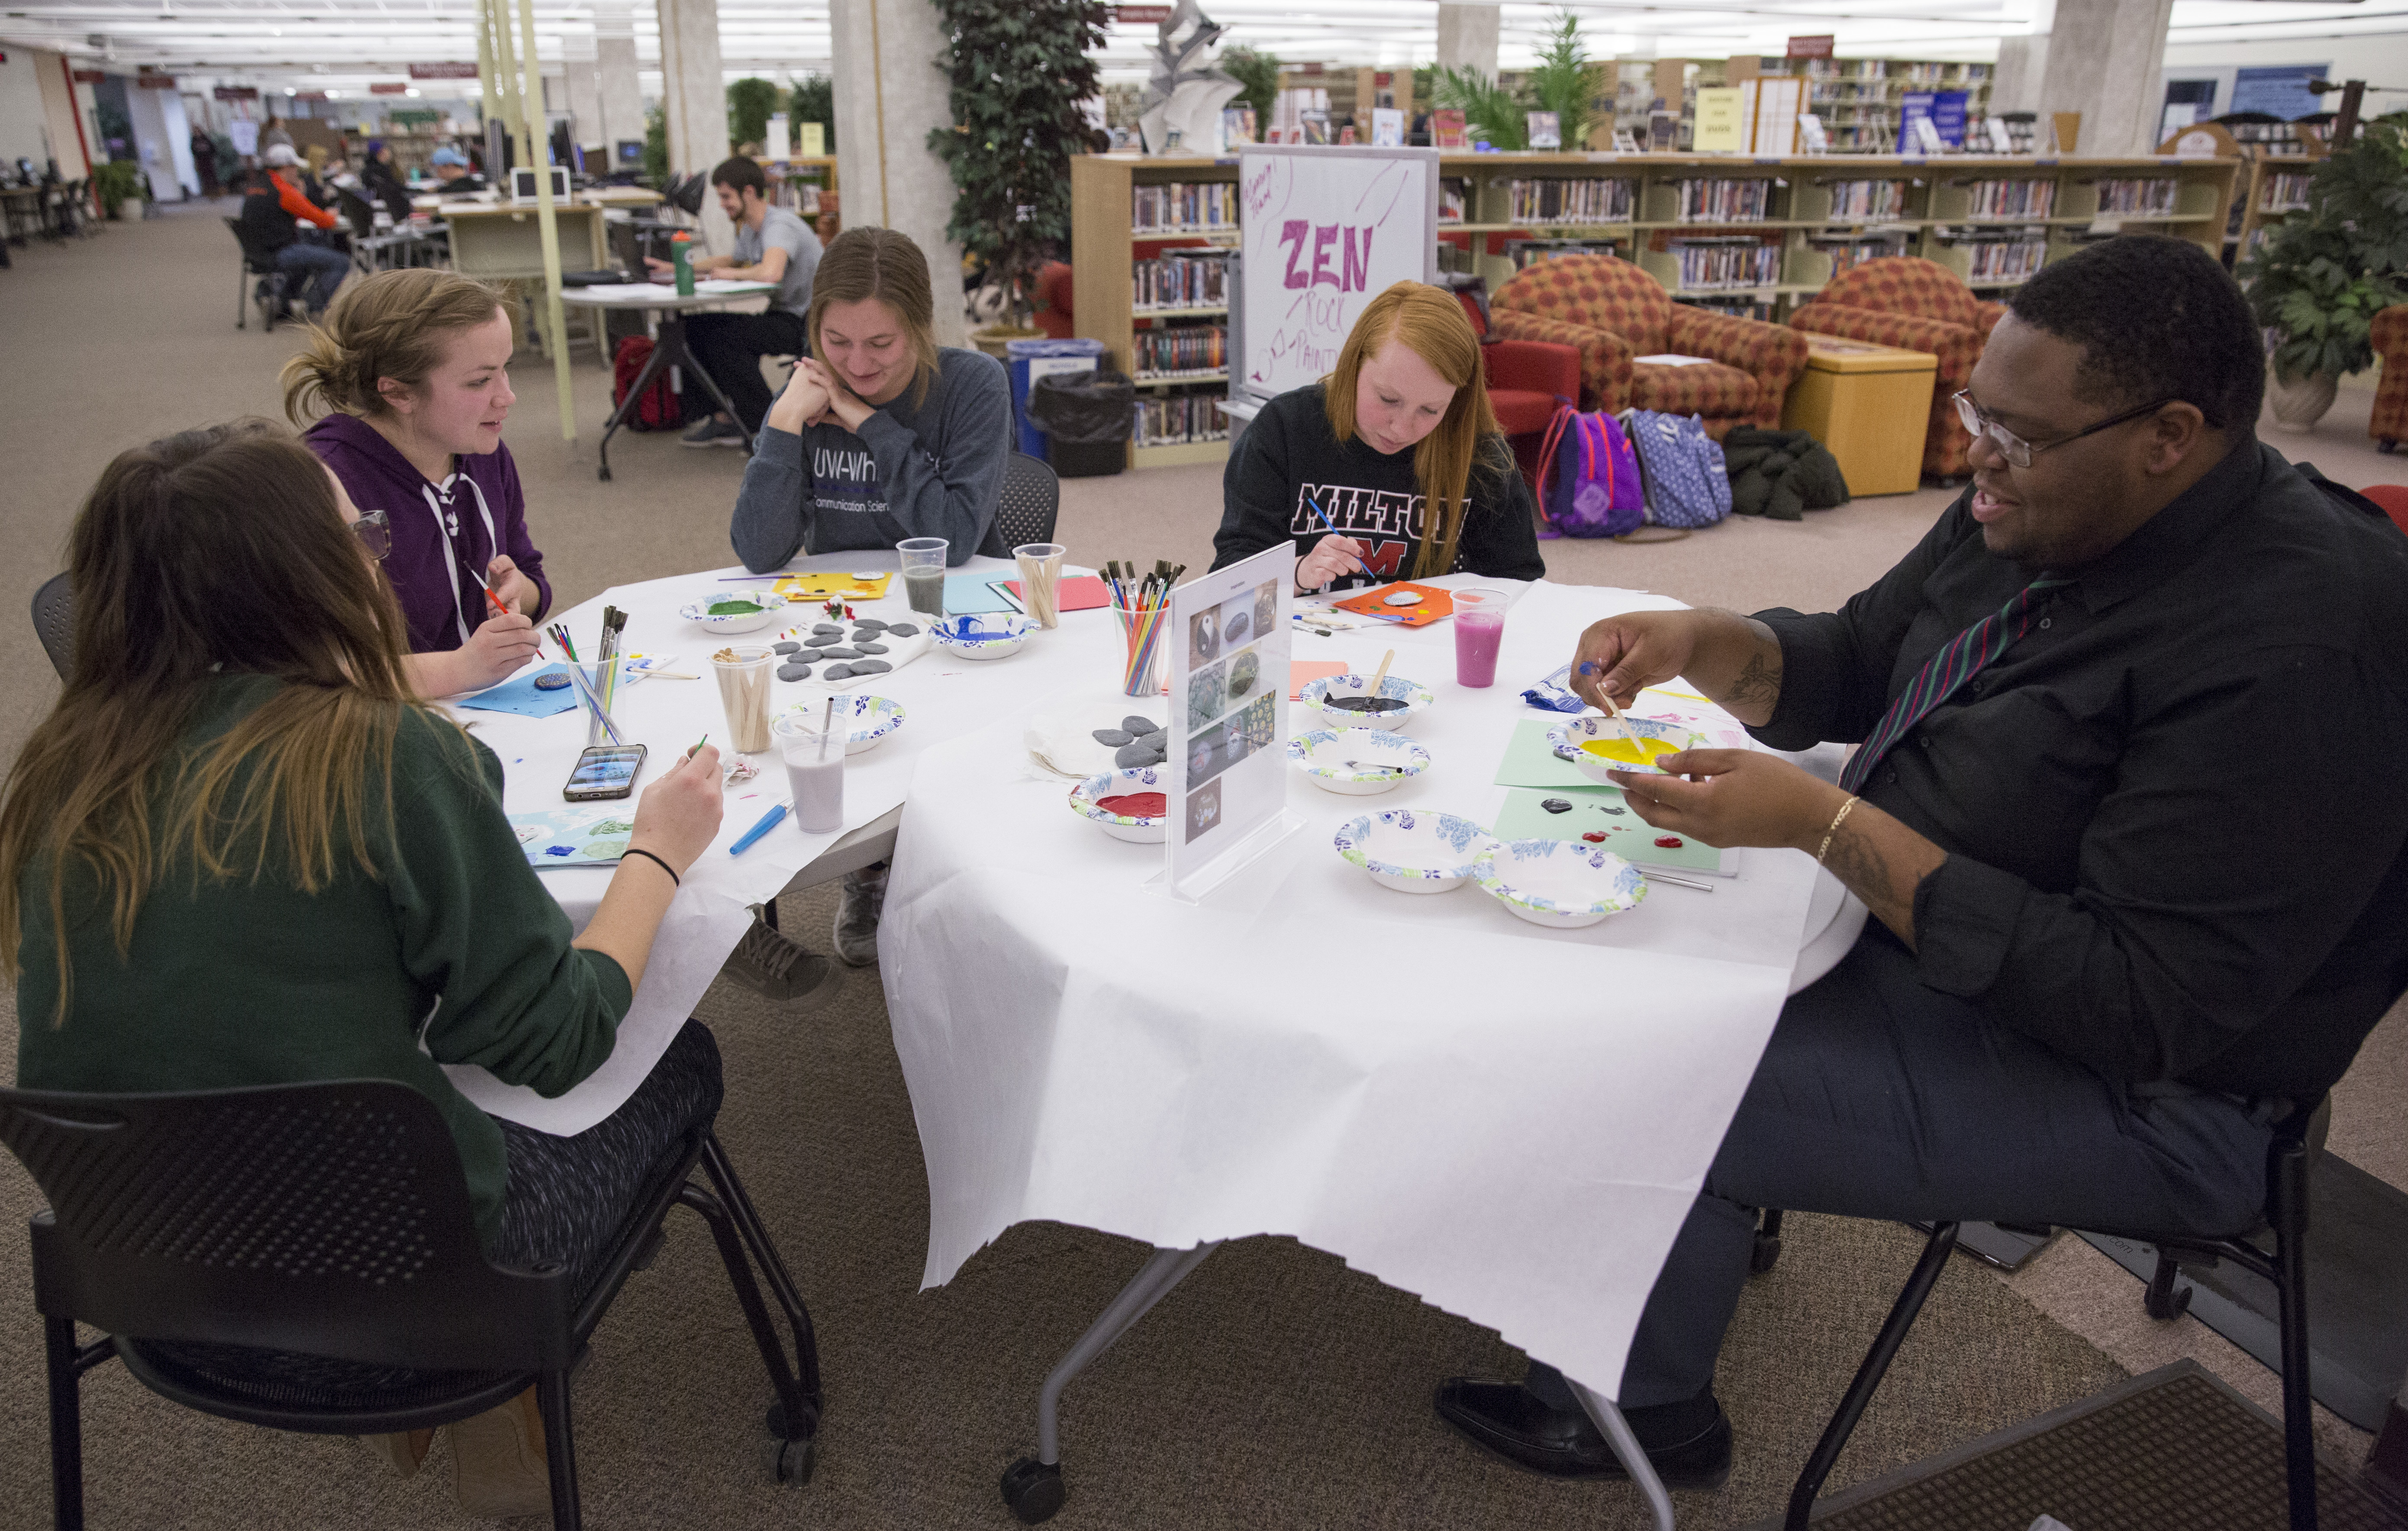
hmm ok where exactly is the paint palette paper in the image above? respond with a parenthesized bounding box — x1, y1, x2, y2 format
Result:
(455, 664, 583, 719)
(1491, 787, 1734, 875)
(1494, 719, 1602, 789)
(1331, 582, 1455, 627)
(509, 807, 637, 867)
(772, 571, 893, 601)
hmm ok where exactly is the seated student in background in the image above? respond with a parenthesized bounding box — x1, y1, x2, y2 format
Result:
(360, 138, 414, 218)
(0, 421, 729, 1518)
(654, 156, 823, 449)
(240, 144, 351, 318)
(1213, 280, 1545, 592)
(1431, 235, 2408, 1490)
(286, 267, 552, 699)
(730, 224, 1010, 967)
(429, 145, 487, 194)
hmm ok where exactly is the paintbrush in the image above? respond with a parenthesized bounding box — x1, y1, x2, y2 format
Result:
(1641, 869, 1715, 893)
(1600, 691, 1642, 758)
(1304, 495, 1373, 580)
(1361, 647, 1394, 709)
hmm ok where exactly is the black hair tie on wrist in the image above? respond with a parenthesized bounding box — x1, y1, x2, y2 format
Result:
(622, 846, 680, 888)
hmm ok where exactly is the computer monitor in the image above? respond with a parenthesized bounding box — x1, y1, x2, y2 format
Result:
(616, 140, 644, 166)
(509, 165, 572, 204)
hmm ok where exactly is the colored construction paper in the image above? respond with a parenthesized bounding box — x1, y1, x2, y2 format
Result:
(1331, 581, 1455, 627)
(1493, 718, 1601, 789)
(1289, 660, 1348, 699)
(455, 664, 583, 719)
(1001, 575, 1112, 613)
(941, 576, 1020, 614)
(1490, 786, 1734, 874)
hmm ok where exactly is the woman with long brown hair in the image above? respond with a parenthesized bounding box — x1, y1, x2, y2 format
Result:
(0, 422, 727, 1517)
(1213, 280, 1545, 592)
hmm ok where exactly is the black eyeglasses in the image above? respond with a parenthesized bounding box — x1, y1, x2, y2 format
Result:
(350, 508, 391, 560)
(1953, 391, 2176, 469)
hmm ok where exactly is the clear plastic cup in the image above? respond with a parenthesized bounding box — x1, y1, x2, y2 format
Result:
(1453, 587, 1506, 688)
(1013, 542, 1066, 629)
(899, 537, 948, 618)
(710, 644, 777, 753)
(775, 719, 845, 833)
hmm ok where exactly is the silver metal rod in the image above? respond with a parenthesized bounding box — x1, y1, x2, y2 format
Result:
(1035, 1241, 1222, 1465)
(1571, 1380, 1676, 1531)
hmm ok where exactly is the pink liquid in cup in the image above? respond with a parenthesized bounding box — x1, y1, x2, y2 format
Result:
(1454, 588, 1506, 688)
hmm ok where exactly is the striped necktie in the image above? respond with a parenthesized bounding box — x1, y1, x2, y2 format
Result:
(1839, 575, 2072, 795)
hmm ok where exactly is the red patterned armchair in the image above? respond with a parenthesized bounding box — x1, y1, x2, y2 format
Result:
(1789, 257, 2008, 479)
(1488, 254, 1808, 439)
(1453, 286, 1581, 495)
(2370, 304, 2408, 452)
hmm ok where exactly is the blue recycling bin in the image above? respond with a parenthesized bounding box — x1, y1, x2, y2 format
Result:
(1005, 338, 1107, 458)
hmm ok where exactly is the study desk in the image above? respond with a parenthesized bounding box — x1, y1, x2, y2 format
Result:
(436, 200, 610, 280)
(554, 280, 777, 480)
(881, 576, 1860, 1528)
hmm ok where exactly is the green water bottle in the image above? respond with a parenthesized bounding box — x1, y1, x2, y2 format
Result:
(671, 232, 696, 296)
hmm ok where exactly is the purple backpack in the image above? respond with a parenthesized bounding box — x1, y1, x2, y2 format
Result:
(1534, 406, 1646, 538)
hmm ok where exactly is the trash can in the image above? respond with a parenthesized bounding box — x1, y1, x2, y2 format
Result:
(1029, 370, 1136, 478)
(1004, 338, 1107, 459)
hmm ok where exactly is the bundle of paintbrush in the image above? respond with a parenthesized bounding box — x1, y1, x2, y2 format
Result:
(1101, 559, 1186, 612)
(544, 615, 629, 745)
(1103, 560, 1181, 698)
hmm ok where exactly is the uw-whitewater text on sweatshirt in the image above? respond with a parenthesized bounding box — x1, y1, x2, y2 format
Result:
(729, 347, 1011, 570)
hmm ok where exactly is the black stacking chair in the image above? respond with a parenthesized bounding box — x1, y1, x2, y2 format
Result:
(3, 1077, 823, 1531)
(1781, 1097, 2327, 1531)
(226, 215, 289, 331)
(978, 451, 1062, 558)
(32, 570, 72, 680)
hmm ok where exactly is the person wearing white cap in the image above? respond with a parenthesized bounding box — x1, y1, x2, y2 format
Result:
(240, 145, 351, 318)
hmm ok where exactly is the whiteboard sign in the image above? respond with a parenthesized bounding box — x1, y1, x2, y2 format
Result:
(1234, 144, 1440, 407)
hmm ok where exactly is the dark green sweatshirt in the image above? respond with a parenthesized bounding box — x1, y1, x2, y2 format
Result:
(13, 674, 631, 1243)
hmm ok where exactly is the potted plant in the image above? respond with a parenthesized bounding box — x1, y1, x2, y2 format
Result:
(93, 160, 142, 221)
(928, 0, 1112, 351)
(2240, 114, 2408, 431)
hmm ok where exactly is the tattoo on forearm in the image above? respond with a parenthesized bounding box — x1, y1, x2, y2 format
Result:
(1821, 820, 1919, 951)
(1725, 646, 1783, 711)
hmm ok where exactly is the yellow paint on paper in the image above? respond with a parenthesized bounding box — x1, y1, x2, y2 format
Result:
(1580, 736, 1683, 765)
(774, 572, 893, 601)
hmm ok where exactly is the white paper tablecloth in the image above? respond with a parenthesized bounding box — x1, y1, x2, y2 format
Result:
(880, 577, 1831, 1401)
(440, 550, 1125, 1132)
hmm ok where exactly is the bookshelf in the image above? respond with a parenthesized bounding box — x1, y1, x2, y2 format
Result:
(1070, 150, 2239, 469)
(752, 155, 840, 235)
(1609, 57, 1994, 155)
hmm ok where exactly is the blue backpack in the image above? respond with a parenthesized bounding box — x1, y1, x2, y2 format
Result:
(1620, 409, 1732, 529)
(1534, 406, 1646, 538)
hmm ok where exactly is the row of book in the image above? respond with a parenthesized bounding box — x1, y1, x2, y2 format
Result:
(1963, 178, 2057, 219)
(1131, 182, 1239, 235)
(1679, 295, 1775, 322)
(1672, 178, 1776, 223)
(1943, 232, 2049, 283)
(1666, 235, 1782, 290)
(1821, 179, 1908, 219)
(1505, 177, 1636, 225)
(1130, 325, 1228, 380)
(2093, 177, 2179, 215)
(1132, 394, 1229, 448)
(2258, 173, 2313, 213)
(1807, 232, 1913, 277)
(1503, 238, 1624, 271)
(1131, 253, 1229, 312)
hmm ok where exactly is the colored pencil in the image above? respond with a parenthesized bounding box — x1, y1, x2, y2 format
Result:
(729, 803, 787, 855)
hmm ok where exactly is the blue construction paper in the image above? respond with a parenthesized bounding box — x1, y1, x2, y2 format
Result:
(456, 664, 583, 718)
(941, 576, 1019, 614)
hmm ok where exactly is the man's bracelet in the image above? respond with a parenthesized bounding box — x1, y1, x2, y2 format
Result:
(1814, 796, 1859, 866)
(622, 846, 680, 888)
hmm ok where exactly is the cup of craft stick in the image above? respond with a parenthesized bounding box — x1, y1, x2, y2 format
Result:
(711, 644, 777, 753)
(1013, 542, 1066, 629)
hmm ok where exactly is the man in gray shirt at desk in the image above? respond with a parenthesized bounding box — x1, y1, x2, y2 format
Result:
(652, 155, 824, 448)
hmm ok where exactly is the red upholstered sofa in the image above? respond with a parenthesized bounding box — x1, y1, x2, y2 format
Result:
(1788, 257, 2007, 479)
(2370, 305, 2408, 453)
(1488, 254, 1808, 439)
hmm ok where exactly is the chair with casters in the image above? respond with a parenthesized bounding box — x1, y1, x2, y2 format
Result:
(1, 1076, 825, 1531)
(226, 215, 290, 332)
(978, 451, 1062, 558)
(1779, 1097, 2329, 1531)
(32, 570, 72, 681)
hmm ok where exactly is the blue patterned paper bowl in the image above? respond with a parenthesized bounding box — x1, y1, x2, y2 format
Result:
(1069, 768, 1169, 843)
(1286, 729, 1429, 796)
(1302, 672, 1435, 733)
(1546, 714, 1707, 782)
(1473, 837, 1649, 928)
(677, 591, 788, 635)
(776, 693, 905, 755)
(1331, 809, 1497, 894)
(931, 612, 1038, 660)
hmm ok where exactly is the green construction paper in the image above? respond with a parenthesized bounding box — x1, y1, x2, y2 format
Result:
(1491, 786, 1734, 874)
(1494, 718, 1598, 789)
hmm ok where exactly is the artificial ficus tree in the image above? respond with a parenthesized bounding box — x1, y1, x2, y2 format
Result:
(928, 0, 1112, 328)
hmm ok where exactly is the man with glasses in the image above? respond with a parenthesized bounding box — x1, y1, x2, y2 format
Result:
(1432, 235, 2408, 1488)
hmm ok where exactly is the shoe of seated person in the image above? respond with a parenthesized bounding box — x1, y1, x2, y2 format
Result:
(1433, 1378, 1732, 1489)
(681, 416, 745, 448)
(833, 862, 887, 967)
(722, 905, 841, 1003)
(450, 1386, 551, 1519)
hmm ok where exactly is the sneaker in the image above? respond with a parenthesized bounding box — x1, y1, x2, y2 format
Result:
(681, 416, 746, 448)
(721, 906, 841, 1002)
(833, 862, 888, 967)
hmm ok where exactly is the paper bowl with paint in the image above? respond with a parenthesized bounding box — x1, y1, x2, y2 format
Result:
(1331, 808, 1496, 894)
(1547, 714, 1705, 782)
(1473, 837, 1648, 929)
(1069, 768, 1170, 843)
(931, 612, 1038, 660)
(1302, 672, 1435, 733)
(677, 591, 789, 635)
(776, 693, 906, 756)
(1286, 729, 1429, 796)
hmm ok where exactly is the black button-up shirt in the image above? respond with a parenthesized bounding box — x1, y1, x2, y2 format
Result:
(1752, 437, 2408, 1099)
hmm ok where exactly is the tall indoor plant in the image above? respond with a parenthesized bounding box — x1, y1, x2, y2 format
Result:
(2239, 113, 2408, 431)
(928, 0, 1112, 340)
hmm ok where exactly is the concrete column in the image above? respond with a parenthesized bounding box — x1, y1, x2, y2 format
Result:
(2031, 0, 2172, 155)
(658, 0, 735, 252)
(593, 0, 644, 157)
(561, 36, 604, 159)
(1992, 34, 2047, 116)
(1437, 4, 1499, 77)
(828, 0, 966, 347)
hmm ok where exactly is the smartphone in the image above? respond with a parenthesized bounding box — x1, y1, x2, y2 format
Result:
(564, 743, 647, 801)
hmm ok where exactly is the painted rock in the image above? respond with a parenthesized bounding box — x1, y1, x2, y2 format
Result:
(849, 660, 892, 673)
(532, 672, 571, 690)
(855, 642, 889, 655)
(1093, 729, 1133, 746)
(822, 664, 853, 681)
(777, 663, 811, 682)
(887, 623, 919, 637)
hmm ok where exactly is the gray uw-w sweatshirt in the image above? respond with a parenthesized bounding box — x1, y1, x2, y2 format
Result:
(729, 346, 1011, 571)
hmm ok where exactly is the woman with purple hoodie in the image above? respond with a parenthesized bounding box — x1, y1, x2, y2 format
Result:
(284, 269, 552, 699)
